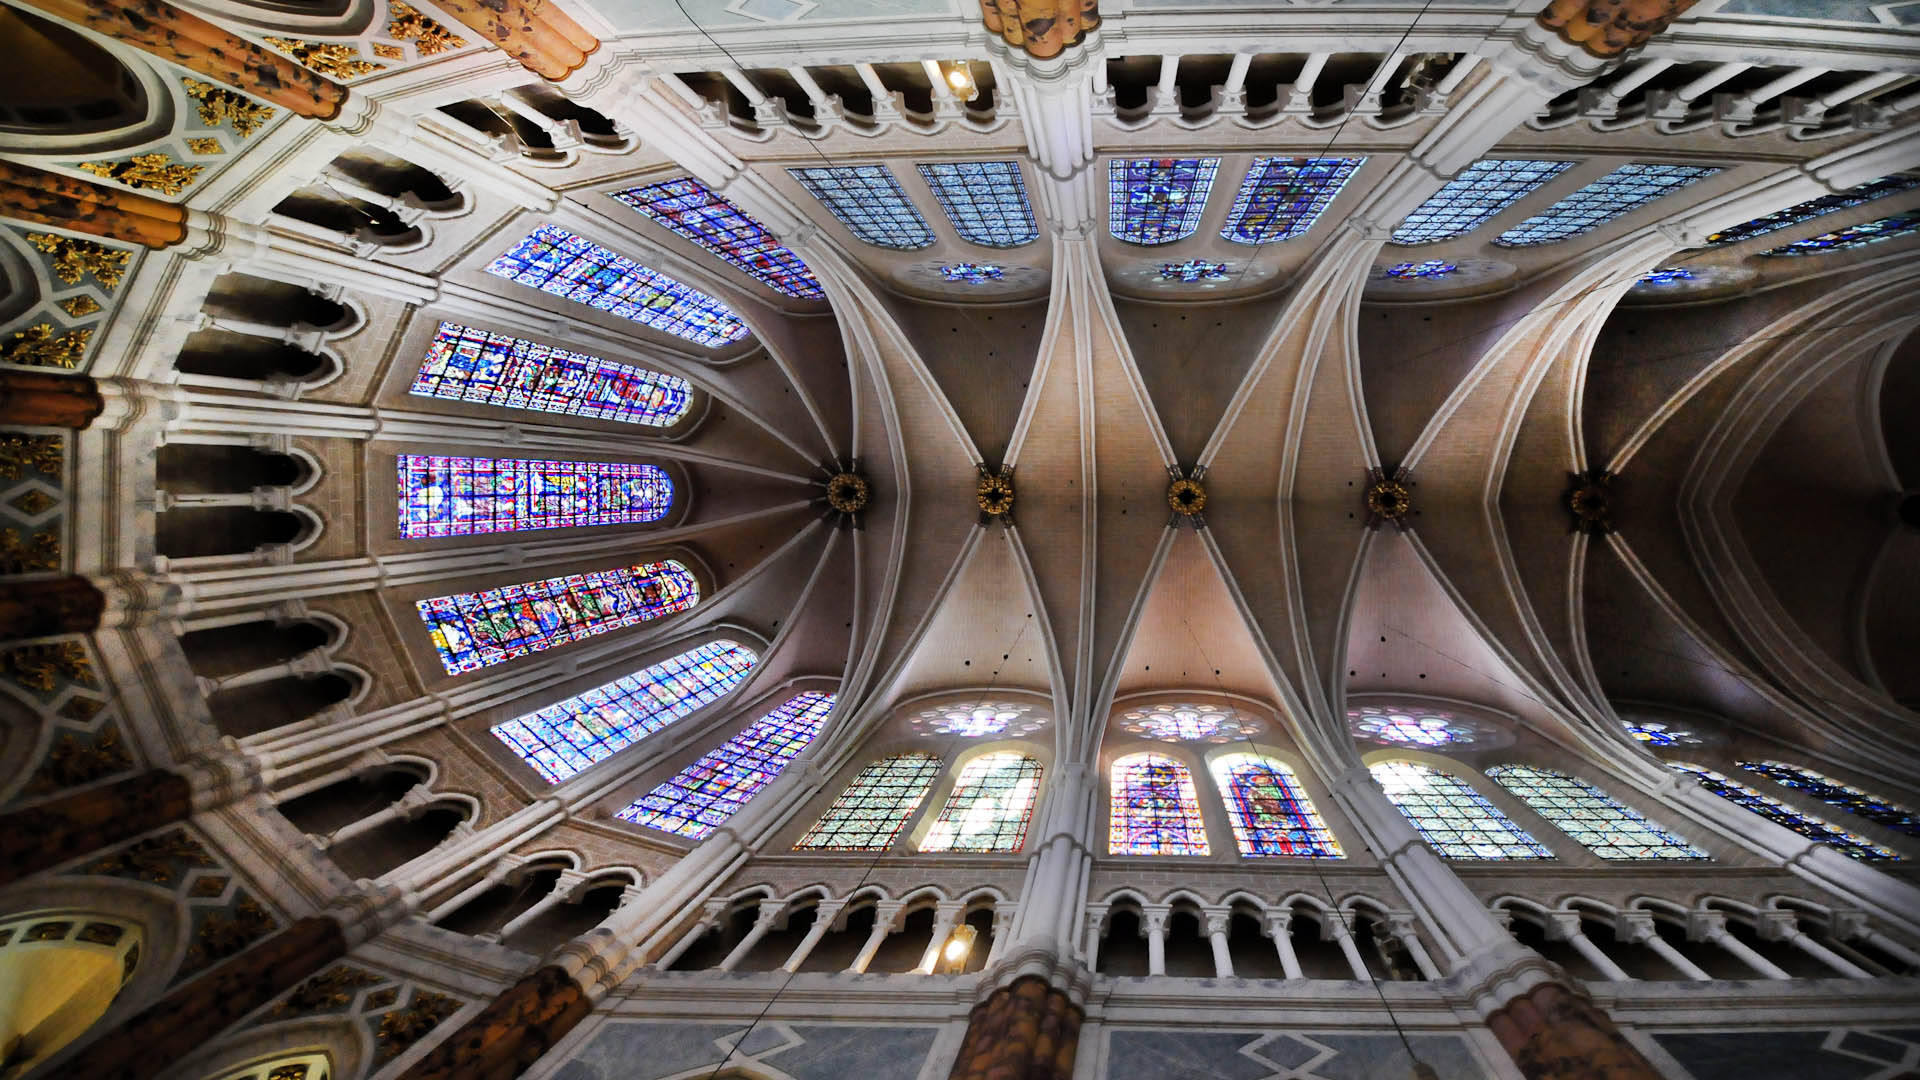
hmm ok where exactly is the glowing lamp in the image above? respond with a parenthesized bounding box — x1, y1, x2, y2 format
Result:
(945, 62, 980, 102)
(942, 923, 979, 970)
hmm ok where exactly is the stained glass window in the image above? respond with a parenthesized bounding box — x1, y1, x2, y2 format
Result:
(397, 456, 672, 539)
(1486, 765, 1706, 860)
(941, 263, 1004, 284)
(1108, 158, 1219, 245)
(1116, 702, 1264, 743)
(1738, 761, 1920, 838)
(1370, 761, 1551, 859)
(909, 702, 1047, 738)
(1495, 164, 1722, 247)
(491, 640, 757, 783)
(789, 165, 934, 250)
(1348, 706, 1478, 747)
(484, 224, 751, 347)
(416, 560, 698, 675)
(1109, 753, 1209, 856)
(1209, 753, 1343, 858)
(1159, 259, 1228, 282)
(1220, 156, 1364, 244)
(1668, 763, 1896, 860)
(617, 691, 836, 839)
(1760, 211, 1920, 256)
(1638, 267, 1694, 284)
(410, 322, 693, 427)
(918, 161, 1039, 247)
(1390, 159, 1574, 244)
(919, 752, 1042, 853)
(1706, 174, 1920, 247)
(1622, 720, 1698, 746)
(795, 753, 943, 851)
(611, 177, 823, 299)
(1381, 260, 1458, 279)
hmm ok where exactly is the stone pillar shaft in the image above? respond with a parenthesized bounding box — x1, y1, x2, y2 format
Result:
(426, 0, 597, 79)
(1486, 982, 1663, 1080)
(393, 965, 593, 1080)
(0, 160, 188, 247)
(0, 575, 105, 642)
(944, 974, 1082, 1080)
(0, 370, 105, 429)
(0, 769, 192, 888)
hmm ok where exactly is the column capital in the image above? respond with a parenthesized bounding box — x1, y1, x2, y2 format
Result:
(1686, 910, 1729, 940)
(1754, 910, 1802, 942)
(1204, 912, 1232, 937)
(1544, 910, 1586, 941)
(1613, 910, 1658, 944)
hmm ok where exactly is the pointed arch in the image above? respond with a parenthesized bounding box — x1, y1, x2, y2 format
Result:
(794, 752, 943, 851)
(1485, 765, 1706, 860)
(1108, 752, 1209, 856)
(918, 752, 1042, 853)
(408, 322, 694, 427)
(1368, 760, 1550, 859)
(1207, 752, 1343, 858)
(617, 691, 836, 839)
(416, 560, 700, 675)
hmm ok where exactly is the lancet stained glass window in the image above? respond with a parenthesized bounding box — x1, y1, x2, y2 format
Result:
(1668, 763, 1896, 860)
(795, 753, 943, 850)
(618, 691, 836, 839)
(1760, 211, 1920, 255)
(918, 161, 1039, 247)
(416, 560, 698, 675)
(1494, 164, 1721, 247)
(1109, 753, 1209, 856)
(397, 456, 672, 539)
(1370, 761, 1551, 859)
(919, 752, 1042, 853)
(1706, 174, 1920, 247)
(1220, 156, 1364, 244)
(611, 177, 823, 299)
(492, 640, 757, 783)
(410, 323, 693, 427)
(1108, 158, 1219, 244)
(485, 224, 751, 347)
(1391, 159, 1574, 244)
(1738, 761, 1920, 838)
(789, 165, 934, 249)
(1209, 753, 1343, 858)
(1486, 765, 1706, 860)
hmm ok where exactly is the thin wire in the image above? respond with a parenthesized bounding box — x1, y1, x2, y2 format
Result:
(668, 0, 852, 173)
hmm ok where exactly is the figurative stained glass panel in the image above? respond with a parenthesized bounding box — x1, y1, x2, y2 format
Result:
(611, 177, 823, 299)
(1486, 765, 1706, 859)
(1108, 158, 1220, 245)
(1495, 164, 1722, 247)
(491, 640, 757, 783)
(416, 560, 698, 675)
(410, 322, 692, 427)
(794, 752, 943, 850)
(919, 752, 1043, 853)
(1622, 720, 1698, 746)
(1209, 752, 1343, 858)
(941, 263, 1004, 284)
(1159, 259, 1228, 282)
(1668, 763, 1897, 860)
(1380, 260, 1458, 279)
(918, 161, 1040, 247)
(1737, 761, 1920, 838)
(484, 224, 751, 347)
(1706, 174, 1920, 246)
(396, 456, 672, 538)
(1760, 211, 1920, 255)
(1370, 761, 1551, 859)
(1390, 159, 1574, 244)
(1108, 753, 1209, 856)
(1219, 156, 1365, 244)
(1638, 267, 1694, 284)
(617, 691, 836, 839)
(788, 165, 934, 249)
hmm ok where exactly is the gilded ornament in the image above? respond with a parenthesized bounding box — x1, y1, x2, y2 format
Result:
(9, 489, 55, 516)
(976, 465, 1014, 522)
(58, 695, 104, 720)
(77, 922, 125, 946)
(0, 434, 62, 479)
(58, 296, 102, 317)
(1566, 469, 1614, 535)
(825, 471, 870, 514)
(0, 528, 59, 574)
(183, 894, 276, 971)
(188, 873, 231, 897)
(22, 728, 133, 796)
(1363, 467, 1415, 530)
(76, 154, 204, 196)
(2, 323, 91, 368)
(374, 990, 462, 1058)
(1167, 477, 1206, 516)
(265, 37, 384, 79)
(181, 79, 274, 138)
(268, 1067, 310, 1080)
(372, 43, 404, 59)
(28, 233, 130, 289)
(365, 987, 399, 1008)
(3, 641, 93, 692)
(271, 965, 384, 1017)
(185, 137, 224, 155)
(83, 828, 216, 885)
(386, 1, 468, 55)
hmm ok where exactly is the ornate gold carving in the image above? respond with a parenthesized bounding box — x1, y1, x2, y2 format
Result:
(184, 137, 224, 155)
(1167, 476, 1206, 517)
(1567, 470, 1614, 536)
(0, 434, 62, 480)
(976, 465, 1014, 521)
(1363, 467, 1415, 530)
(825, 471, 870, 514)
(387, 2, 468, 55)
(27, 233, 130, 289)
(22, 728, 133, 797)
(2, 323, 91, 368)
(374, 990, 462, 1057)
(268, 1066, 310, 1080)
(84, 828, 215, 885)
(365, 987, 399, 1009)
(3, 641, 93, 692)
(182, 78, 274, 138)
(77, 922, 125, 946)
(9, 489, 55, 516)
(76, 154, 203, 196)
(265, 38, 384, 79)
(271, 964, 384, 1017)
(58, 695, 103, 720)
(183, 894, 276, 970)
(26, 920, 73, 941)
(57, 296, 101, 317)
(0, 528, 59, 574)
(188, 873, 230, 898)
(372, 43, 404, 59)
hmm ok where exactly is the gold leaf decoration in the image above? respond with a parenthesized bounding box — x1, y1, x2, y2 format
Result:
(271, 965, 385, 1017)
(1, 323, 91, 368)
(181, 78, 274, 138)
(82, 828, 214, 885)
(58, 695, 104, 720)
(58, 296, 101, 317)
(27, 233, 130, 289)
(76, 154, 203, 197)
(265, 37, 384, 79)
(22, 728, 134, 797)
(372, 43, 404, 59)
(185, 137, 224, 155)
(0, 434, 62, 480)
(0, 528, 59, 574)
(268, 1067, 310, 1080)
(9, 489, 55, 516)
(374, 990, 462, 1059)
(182, 894, 276, 972)
(386, 1, 468, 55)
(2, 641, 93, 693)
(188, 874, 230, 897)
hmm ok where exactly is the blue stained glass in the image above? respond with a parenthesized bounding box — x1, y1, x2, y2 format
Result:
(1707, 174, 1920, 246)
(1109, 753, 1209, 856)
(789, 165, 934, 249)
(941, 262, 1004, 284)
(491, 640, 758, 783)
(1668, 762, 1897, 860)
(416, 560, 698, 675)
(1738, 761, 1920, 838)
(1495, 164, 1722, 247)
(1391, 159, 1575, 244)
(1638, 267, 1695, 284)
(1209, 753, 1343, 858)
(617, 691, 836, 839)
(1220, 156, 1364, 244)
(918, 161, 1039, 247)
(409, 322, 692, 427)
(1370, 761, 1552, 859)
(1108, 158, 1219, 245)
(1159, 259, 1228, 282)
(1760, 211, 1920, 255)
(1383, 260, 1458, 279)
(484, 225, 751, 347)
(611, 177, 822, 299)
(397, 456, 672, 539)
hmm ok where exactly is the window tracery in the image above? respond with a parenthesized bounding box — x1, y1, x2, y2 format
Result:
(1621, 720, 1699, 746)
(1390, 158, 1573, 244)
(1116, 702, 1263, 743)
(484, 225, 751, 347)
(397, 456, 672, 538)
(1737, 761, 1920, 838)
(788, 165, 934, 249)
(1369, 761, 1551, 859)
(909, 701, 1046, 738)
(491, 639, 757, 783)
(1485, 765, 1706, 859)
(917, 161, 1039, 247)
(795, 753, 943, 850)
(408, 322, 693, 427)
(1760, 211, 1920, 255)
(919, 752, 1042, 853)
(1219, 156, 1364, 244)
(1668, 763, 1897, 860)
(1705, 174, 1920, 246)
(617, 691, 836, 839)
(1347, 705, 1478, 747)
(611, 177, 823, 299)
(1108, 158, 1219, 244)
(1109, 753, 1210, 856)
(415, 560, 698, 675)
(1494, 163, 1721, 246)
(1208, 753, 1343, 858)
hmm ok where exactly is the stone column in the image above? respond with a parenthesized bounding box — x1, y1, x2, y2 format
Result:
(1205, 912, 1234, 978)
(1384, 914, 1443, 980)
(915, 905, 962, 974)
(425, 0, 598, 79)
(1689, 912, 1791, 979)
(1486, 982, 1664, 1080)
(1547, 912, 1631, 983)
(1142, 908, 1168, 976)
(716, 901, 786, 972)
(0, 370, 104, 429)
(848, 902, 903, 973)
(1327, 914, 1371, 980)
(394, 964, 593, 1080)
(0, 575, 105, 642)
(944, 974, 1082, 1080)
(0, 770, 190, 886)
(1614, 912, 1710, 982)
(1079, 909, 1105, 974)
(1756, 912, 1871, 978)
(652, 915, 718, 972)
(1267, 911, 1305, 980)
(779, 901, 844, 972)
(0, 160, 188, 247)
(492, 871, 592, 943)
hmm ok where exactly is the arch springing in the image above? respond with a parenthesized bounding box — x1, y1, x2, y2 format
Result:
(789, 165, 934, 249)
(612, 177, 823, 299)
(1108, 158, 1219, 244)
(1486, 765, 1706, 860)
(1493, 163, 1720, 247)
(1369, 761, 1550, 859)
(919, 752, 1042, 853)
(492, 640, 758, 783)
(918, 161, 1039, 247)
(416, 560, 698, 675)
(1668, 763, 1896, 861)
(485, 225, 750, 347)
(617, 691, 835, 839)
(1219, 156, 1364, 244)
(1736, 761, 1920, 838)
(1109, 753, 1209, 856)
(795, 753, 943, 851)
(397, 456, 672, 538)
(409, 322, 693, 427)
(1390, 158, 1574, 244)
(1209, 753, 1343, 858)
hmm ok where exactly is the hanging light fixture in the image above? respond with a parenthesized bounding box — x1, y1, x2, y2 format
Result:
(944, 61, 980, 102)
(941, 923, 980, 972)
